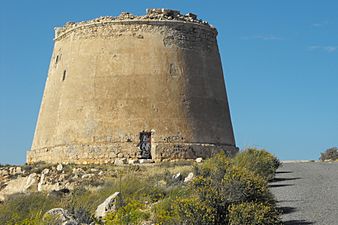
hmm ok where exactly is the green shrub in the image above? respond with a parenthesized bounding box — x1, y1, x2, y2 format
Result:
(228, 202, 282, 225)
(192, 167, 274, 224)
(233, 148, 280, 180)
(191, 152, 233, 223)
(224, 165, 274, 203)
(190, 152, 275, 224)
(193, 151, 232, 182)
(320, 147, 338, 161)
(152, 197, 179, 225)
(174, 197, 216, 225)
(153, 196, 216, 225)
(105, 199, 150, 225)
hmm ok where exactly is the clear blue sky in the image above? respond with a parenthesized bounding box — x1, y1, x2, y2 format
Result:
(1, 0, 337, 164)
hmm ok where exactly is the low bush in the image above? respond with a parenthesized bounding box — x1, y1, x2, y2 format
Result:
(175, 197, 216, 225)
(189, 152, 275, 224)
(233, 148, 280, 180)
(222, 165, 274, 203)
(228, 202, 282, 225)
(105, 199, 150, 225)
(152, 197, 179, 225)
(320, 147, 338, 161)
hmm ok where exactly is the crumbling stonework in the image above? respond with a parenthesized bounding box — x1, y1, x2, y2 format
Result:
(27, 9, 238, 164)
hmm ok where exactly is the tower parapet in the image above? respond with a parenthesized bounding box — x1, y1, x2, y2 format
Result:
(27, 9, 237, 164)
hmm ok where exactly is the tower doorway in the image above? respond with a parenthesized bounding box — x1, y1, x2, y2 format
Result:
(138, 132, 152, 159)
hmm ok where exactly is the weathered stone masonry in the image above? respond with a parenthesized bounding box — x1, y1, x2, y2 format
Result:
(27, 9, 238, 164)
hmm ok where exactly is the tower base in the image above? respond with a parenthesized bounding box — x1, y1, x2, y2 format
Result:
(27, 143, 238, 164)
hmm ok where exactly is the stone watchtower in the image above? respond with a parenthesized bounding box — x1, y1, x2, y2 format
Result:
(27, 9, 238, 164)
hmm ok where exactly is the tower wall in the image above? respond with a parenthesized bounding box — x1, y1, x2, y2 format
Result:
(27, 10, 237, 164)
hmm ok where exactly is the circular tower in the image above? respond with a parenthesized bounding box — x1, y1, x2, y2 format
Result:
(27, 9, 238, 164)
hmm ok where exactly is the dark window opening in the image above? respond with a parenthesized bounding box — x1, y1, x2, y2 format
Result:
(55, 55, 59, 64)
(137, 132, 151, 159)
(62, 70, 66, 81)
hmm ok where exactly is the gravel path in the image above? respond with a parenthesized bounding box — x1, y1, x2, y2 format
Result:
(270, 162, 338, 225)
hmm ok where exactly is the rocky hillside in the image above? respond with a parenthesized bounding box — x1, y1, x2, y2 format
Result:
(0, 149, 283, 225)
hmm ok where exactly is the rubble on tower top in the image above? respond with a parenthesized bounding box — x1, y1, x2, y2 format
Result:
(57, 9, 212, 33)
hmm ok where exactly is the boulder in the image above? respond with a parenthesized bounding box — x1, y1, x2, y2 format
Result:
(172, 172, 182, 181)
(56, 164, 63, 171)
(0, 169, 9, 176)
(95, 192, 123, 219)
(38, 173, 45, 192)
(24, 173, 38, 190)
(139, 159, 155, 164)
(114, 158, 127, 165)
(72, 168, 85, 175)
(184, 172, 194, 183)
(15, 167, 22, 174)
(81, 174, 94, 179)
(43, 208, 78, 225)
(42, 168, 50, 175)
(128, 159, 140, 164)
(0, 173, 38, 200)
(195, 157, 203, 163)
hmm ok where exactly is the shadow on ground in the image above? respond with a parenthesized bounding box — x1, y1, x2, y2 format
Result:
(277, 206, 297, 215)
(269, 183, 294, 188)
(277, 206, 314, 224)
(270, 173, 315, 225)
(275, 171, 293, 174)
(271, 177, 301, 182)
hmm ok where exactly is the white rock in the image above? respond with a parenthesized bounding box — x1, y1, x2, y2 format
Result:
(195, 157, 203, 163)
(38, 173, 45, 192)
(95, 192, 123, 219)
(72, 168, 85, 175)
(57, 164, 63, 171)
(24, 173, 37, 190)
(0, 172, 40, 201)
(98, 171, 104, 176)
(62, 221, 78, 225)
(42, 168, 50, 175)
(81, 174, 94, 179)
(184, 172, 194, 183)
(114, 158, 127, 165)
(139, 159, 154, 164)
(44, 208, 77, 224)
(128, 159, 140, 164)
(173, 172, 182, 180)
(15, 167, 22, 174)
(0, 169, 8, 176)
(9, 167, 15, 175)
(59, 174, 66, 181)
